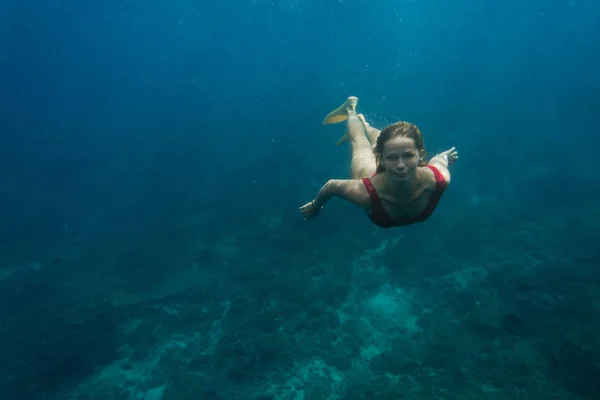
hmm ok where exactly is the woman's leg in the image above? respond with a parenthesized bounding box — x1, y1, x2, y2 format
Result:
(323, 97, 377, 179)
(357, 114, 381, 150)
(347, 110, 377, 179)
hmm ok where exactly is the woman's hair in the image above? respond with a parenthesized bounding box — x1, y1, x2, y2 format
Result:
(374, 121, 427, 173)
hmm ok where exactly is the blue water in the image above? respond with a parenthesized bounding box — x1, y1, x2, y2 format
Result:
(1, 1, 599, 399)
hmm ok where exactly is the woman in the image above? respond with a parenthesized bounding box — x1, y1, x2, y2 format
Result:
(299, 96, 458, 228)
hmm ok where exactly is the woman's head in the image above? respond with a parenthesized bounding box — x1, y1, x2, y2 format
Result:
(374, 121, 427, 179)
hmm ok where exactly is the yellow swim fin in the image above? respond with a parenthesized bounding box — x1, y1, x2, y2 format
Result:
(322, 96, 358, 125)
(322, 97, 358, 146)
(336, 133, 350, 146)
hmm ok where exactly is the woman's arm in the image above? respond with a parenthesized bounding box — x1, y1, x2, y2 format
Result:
(299, 179, 369, 220)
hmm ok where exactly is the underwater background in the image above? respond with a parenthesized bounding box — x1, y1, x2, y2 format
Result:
(1, 0, 600, 399)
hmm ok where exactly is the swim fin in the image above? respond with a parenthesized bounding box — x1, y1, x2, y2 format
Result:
(322, 96, 358, 146)
(336, 133, 350, 146)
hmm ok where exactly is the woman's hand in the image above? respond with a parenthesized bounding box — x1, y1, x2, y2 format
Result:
(299, 200, 322, 220)
(435, 147, 459, 166)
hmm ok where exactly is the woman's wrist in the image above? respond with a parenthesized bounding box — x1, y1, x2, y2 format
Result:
(313, 180, 335, 210)
(312, 199, 323, 210)
(431, 154, 448, 167)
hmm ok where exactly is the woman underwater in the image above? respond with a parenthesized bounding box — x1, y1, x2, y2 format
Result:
(299, 96, 458, 228)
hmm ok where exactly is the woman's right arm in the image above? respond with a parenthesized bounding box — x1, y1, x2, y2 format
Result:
(300, 179, 370, 220)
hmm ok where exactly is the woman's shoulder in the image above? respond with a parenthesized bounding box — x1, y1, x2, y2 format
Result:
(418, 165, 436, 180)
(417, 166, 439, 193)
(425, 162, 451, 185)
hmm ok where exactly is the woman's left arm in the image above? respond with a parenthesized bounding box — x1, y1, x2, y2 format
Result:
(428, 147, 458, 183)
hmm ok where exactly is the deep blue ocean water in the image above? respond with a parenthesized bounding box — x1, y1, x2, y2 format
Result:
(1, 1, 599, 399)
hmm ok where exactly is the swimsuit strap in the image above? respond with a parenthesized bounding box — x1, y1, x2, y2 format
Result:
(415, 165, 447, 221)
(361, 177, 388, 221)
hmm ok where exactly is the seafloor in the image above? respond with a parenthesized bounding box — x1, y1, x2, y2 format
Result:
(1, 183, 598, 400)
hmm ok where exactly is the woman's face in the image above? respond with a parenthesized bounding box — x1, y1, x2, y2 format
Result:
(381, 136, 420, 181)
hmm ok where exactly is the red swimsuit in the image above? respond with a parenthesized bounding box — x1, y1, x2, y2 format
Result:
(361, 165, 447, 228)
